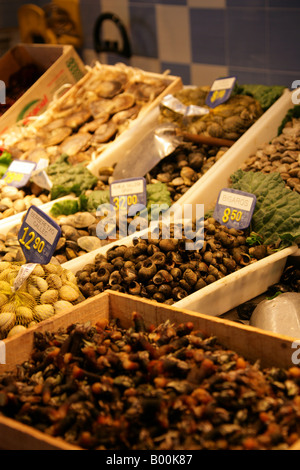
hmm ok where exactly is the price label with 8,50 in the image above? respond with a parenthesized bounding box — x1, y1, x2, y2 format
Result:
(213, 188, 256, 230)
(18, 205, 61, 265)
(110, 177, 147, 211)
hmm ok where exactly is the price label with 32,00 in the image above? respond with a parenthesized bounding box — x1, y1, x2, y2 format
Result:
(110, 177, 147, 212)
(213, 188, 256, 230)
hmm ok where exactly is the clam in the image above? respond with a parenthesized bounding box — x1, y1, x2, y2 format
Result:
(6, 324, 27, 337)
(59, 285, 80, 302)
(53, 300, 73, 314)
(71, 212, 97, 229)
(0, 311, 16, 338)
(90, 121, 118, 144)
(43, 126, 72, 146)
(40, 289, 59, 304)
(46, 273, 63, 289)
(110, 93, 135, 113)
(33, 304, 55, 322)
(77, 236, 102, 252)
(15, 306, 34, 326)
(31, 276, 48, 293)
(96, 80, 123, 98)
(64, 109, 91, 129)
(79, 114, 110, 133)
(89, 99, 113, 118)
(60, 133, 91, 156)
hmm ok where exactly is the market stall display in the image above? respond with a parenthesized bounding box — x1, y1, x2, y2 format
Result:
(0, 291, 299, 450)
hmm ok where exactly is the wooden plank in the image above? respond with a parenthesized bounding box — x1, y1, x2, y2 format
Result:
(108, 291, 298, 370)
(0, 290, 299, 450)
(0, 292, 110, 373)
(0, 415, 80, 450)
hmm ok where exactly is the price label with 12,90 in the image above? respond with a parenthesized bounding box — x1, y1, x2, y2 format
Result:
(110, 177, 147, 212)
(18, 205, 61, 265)
(2, 160, 36, 188)
(213, 188, 256, 230)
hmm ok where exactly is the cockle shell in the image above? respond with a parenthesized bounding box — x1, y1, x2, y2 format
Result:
(0, 311, 16, 337)
(7, 325, 27, 337)
(40, 289, 59, 304)
(33, 304, 55, 322)
(53, 300, 73, 314)
(46, 273, 63, 289)
(59, 285, 80, 302)
(15, 306, 34, 326)
(31, 276, 49, 293)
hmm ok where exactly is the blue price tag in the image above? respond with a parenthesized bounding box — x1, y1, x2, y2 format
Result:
(18, 205, 61, 265)
(110, 177, 147, 211)
(213, 188, 256, 230)
(2, 160, 36, 188)
(206, 76, 236, 108)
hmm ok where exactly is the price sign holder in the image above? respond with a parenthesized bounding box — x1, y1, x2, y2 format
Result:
(213, 188, 256, 230)
(206, 76, 237, 108)
(2, 160, 36, 188)
(110, 177, 147, 211)
(14, 206, 62, 291)
(18, 205, 61, 264)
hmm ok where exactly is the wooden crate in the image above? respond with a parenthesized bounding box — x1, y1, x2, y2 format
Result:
(0, 291, 299, 450)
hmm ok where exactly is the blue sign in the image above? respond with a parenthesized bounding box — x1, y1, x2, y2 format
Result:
(18, 205, 61, 265)
(206, 76, 236, 108)
(110, 177, 147, 211)
(213, 188, 256, 230)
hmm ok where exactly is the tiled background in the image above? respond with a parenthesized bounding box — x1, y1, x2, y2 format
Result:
(1, 0, 300, 87)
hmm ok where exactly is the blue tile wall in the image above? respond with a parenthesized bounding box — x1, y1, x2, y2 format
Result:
(1, 0, 300, 88)
(190, 8, 226, 65)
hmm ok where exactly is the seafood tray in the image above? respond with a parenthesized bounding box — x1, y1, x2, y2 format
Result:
(60, 223, 298, 316)
(178, 88, 294, 209)
(0, 62, 182, 165)
(0, 291, 299, 450)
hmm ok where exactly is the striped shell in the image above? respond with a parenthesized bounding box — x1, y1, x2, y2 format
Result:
(0, 311, 16, 338)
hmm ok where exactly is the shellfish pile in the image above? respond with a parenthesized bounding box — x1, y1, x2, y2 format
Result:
(75, 218, 269, 305)
(160, 86, 263, 141)
(0, 261, 84, 339)
(2, 63, 175, 166)
(240, 117, 300, 193)
(0, 313, 299, 449)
